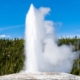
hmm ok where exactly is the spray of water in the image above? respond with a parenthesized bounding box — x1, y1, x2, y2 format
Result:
(24, 4, 78, 73)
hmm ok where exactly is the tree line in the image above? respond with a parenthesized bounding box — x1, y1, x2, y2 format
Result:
(0, 38, 25, 75)
(0, 36, 80, 75)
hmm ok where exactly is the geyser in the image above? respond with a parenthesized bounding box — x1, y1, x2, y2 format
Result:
(24, 4, 77, 73)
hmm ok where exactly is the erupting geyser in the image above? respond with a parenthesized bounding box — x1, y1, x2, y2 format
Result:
(25, 4, 38, 72)
(24, 4, 78, 73)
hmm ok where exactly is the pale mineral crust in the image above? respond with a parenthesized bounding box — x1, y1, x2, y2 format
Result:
(0, 72, 80, 80)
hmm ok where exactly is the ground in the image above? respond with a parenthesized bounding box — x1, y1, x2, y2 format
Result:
(0, 72, 80, 80)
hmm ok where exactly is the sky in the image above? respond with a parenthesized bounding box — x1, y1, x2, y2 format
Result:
(0, 0, 80, 38)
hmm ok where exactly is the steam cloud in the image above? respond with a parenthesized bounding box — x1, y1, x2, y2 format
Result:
(23, 4, 78, 73)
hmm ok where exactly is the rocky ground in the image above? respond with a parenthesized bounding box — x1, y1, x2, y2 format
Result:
(0, 72, 80, 80)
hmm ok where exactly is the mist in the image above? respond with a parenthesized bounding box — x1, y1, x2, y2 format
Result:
(23, 4, 78, 73)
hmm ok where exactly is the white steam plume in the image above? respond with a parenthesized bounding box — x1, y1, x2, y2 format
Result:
(23, 4, 78, 73)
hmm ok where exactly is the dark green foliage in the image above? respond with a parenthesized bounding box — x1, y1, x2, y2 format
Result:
(0, 36, 80, 76)
(0, 38, 25, 75)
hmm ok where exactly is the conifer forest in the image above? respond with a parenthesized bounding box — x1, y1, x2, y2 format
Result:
(0, 36, 80, 76)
